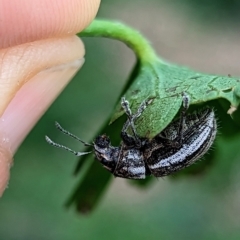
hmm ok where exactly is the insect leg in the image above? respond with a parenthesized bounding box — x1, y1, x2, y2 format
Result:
(177, 92, 190, 145)
(121, 97, 140, 146)
(121, 97, 152, 147)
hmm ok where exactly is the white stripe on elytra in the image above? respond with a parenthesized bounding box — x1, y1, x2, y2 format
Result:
(125, 150, 141, 161)
(149, 121, 213, 169)
(128, 166, 145, 176)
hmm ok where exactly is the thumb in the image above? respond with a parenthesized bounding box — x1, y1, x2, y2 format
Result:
(0, 0, 99, 196)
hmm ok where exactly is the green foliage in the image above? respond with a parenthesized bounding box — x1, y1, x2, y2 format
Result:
(68, 19, 240, 213)
(111, 61, 240, 138)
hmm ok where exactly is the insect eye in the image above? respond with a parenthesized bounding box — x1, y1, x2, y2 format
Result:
(95, 135, 110, 148)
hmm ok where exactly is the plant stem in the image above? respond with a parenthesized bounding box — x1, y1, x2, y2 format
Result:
(78, 19, 158, 64)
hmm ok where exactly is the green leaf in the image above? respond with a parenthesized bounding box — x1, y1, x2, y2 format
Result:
(80, 20, 240, 139)
(111, 61, 240, 138)
(67, 19, 240, 213)
(67, 108, 127, 213)
(66, 159, 112, 214)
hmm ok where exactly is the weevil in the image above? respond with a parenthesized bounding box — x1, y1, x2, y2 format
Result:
(46, 93, 217, 179)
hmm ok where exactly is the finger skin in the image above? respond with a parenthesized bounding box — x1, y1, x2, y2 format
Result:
(0, 0, 101, 196)
(0, 36, 85, 114)
(0, 0, 101, 48)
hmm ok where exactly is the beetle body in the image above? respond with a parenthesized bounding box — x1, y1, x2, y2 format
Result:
(93, 107, 216, 179)
(46, 93, 217, 179)
(93, 135, 147, 179)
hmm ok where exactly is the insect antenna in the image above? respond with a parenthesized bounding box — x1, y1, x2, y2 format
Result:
(55, 122, 92, 147)
(45, 136, 91, 156)
(45, 122, 93, 157)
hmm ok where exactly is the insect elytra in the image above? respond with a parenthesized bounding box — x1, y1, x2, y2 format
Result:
(46, 93, 217, 179)
(146, 108, 216, 177)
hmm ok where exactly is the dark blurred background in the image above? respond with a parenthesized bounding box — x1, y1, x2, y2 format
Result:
(2, 0, 240, 239)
